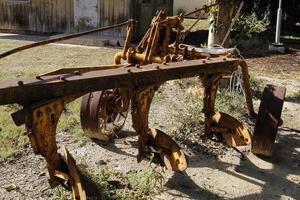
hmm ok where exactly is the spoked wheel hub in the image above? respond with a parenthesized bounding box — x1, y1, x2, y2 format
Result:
(80, 89, 129, 142)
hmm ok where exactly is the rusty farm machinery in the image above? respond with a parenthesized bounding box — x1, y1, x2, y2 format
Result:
(0, 6, 286, 200)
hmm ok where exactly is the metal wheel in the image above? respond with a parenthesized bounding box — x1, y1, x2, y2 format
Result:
(229, 66, 245, 95)
(80, 89, 129, 142)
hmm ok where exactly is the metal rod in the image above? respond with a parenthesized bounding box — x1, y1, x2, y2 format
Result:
(0, 20, 131, 59)
(184, 3, 218, 17)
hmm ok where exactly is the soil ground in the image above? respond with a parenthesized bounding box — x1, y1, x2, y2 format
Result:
(0, 35, 299, 200)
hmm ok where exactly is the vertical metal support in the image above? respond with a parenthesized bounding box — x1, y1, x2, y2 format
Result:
(240, 61, 256, 117)
(201, 75, 221, 137)
(131, 86, 157, 162)
(26, 100, 66, 186)
(275, 0, 283, 45)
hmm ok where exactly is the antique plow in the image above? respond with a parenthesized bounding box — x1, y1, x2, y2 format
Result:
(0, 6, 285, 200)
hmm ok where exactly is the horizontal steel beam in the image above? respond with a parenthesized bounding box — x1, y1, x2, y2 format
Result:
(0, 57, 239, 105)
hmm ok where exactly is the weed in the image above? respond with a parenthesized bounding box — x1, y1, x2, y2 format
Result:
(175, 77, 201, 89)
(175, 93, 204, 137)
(152, 90, 163, 104)
(249, 75, 264, 99)
(84, 166, 165, 200)
(58, 99, 85, 142)
(51, 188, 72, 200)
(215, 89, 247, 122)
(287, 91, 300, 102)
(174, 88, 248, 138)
(117, 168, 165, 199)
(0, 105, 28, 161)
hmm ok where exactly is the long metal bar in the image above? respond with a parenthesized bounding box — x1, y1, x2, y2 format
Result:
(0, 21, 131, 59)
(0, 58, 239, 105)
(184, 3, 218, 17)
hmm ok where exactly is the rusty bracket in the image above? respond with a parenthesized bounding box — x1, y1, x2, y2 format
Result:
(131, 85, 187, 172)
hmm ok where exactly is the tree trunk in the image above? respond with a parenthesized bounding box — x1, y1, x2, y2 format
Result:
(208, 0, 236, 48)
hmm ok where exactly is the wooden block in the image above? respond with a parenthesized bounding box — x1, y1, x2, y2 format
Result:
(251, 85, 286, 156)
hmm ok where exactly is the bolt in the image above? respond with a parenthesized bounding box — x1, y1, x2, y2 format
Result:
(18, 81, 24, 86)
(36, 75, 41, 79)
(223, 57, 227, 61)
(202, 60, 206, 64)
(74, 70, 81, 75)
(156, 66, 160, 69)
(135, 64, 141, 69)
(59, 76, 66, 81)
(127, 69, 132, 73)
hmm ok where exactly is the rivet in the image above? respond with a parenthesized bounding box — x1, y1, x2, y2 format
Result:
(18, 81, 24, 86)
(156, 66, 160, 69)
(127, 69, 132, 73)
(59, 76, 66, 81)
(74, 70, 81, 75)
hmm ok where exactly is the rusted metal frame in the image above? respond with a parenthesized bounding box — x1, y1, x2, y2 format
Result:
(144, 23, 159, 64)
(62, 146, 86, 200)
(122, 20, 135, 59)
(131, 85, 159, 162)
(239, 60, 255, 117)
(40, 64, 129, 76)
(162, 25, 172, 55)
(147, 22, 161, 62)
(0, 58, 240, 106)
(0, 21, 131, 60)
(166, 46, 215, 59)
(201, 74, 222, 137)
(17, 96, 78, 187)
(173, 25, 184, 55)
(136, 28, 151, 53)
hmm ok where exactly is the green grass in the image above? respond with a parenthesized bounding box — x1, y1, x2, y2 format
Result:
(0, 39, 118, 160)
(0, 105, 28, 160)
(174, 88, 248, 138)
(83, 165, 165, 199)
(288, 91, 300, 102)
(182, 18, 209, 32)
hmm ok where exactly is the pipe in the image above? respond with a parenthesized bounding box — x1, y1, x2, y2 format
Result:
(275, 0, 283, 44)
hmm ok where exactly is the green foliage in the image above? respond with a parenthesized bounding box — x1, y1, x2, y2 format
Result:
(290, 91, 300, 102)
(58, 99, 85, 142)
(215, 89, 247, 121)
(86, 166, 165, 200)
(175, 93, 204, 136)
(88, 165, 117, 199)
(51, 188, 72, 200)
(232, 13, 270, 41)
(175, 88, 248, 137)
(117, 168, 165, 199)
(249, 75, 264, 99)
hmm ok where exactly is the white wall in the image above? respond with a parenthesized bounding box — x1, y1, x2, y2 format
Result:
(74, 0, 98, 28)
(174, 0, 209, 16)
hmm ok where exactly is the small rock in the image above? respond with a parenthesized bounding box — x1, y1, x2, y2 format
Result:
(3, 183, 18, 192)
